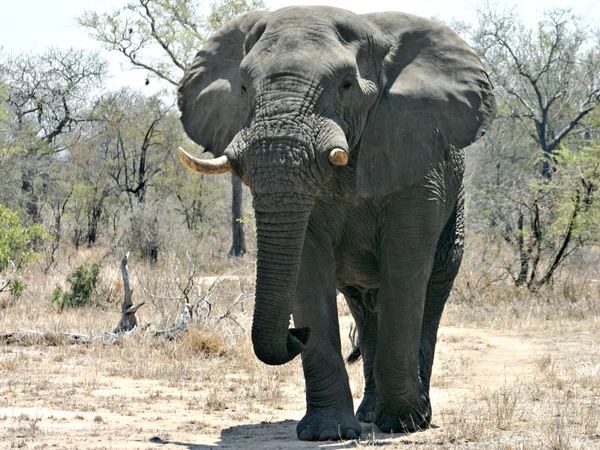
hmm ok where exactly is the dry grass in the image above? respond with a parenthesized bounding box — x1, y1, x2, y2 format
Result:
(447, 266, 600, 332)
(1, 243, 600, 449)
(177, 328, 227, 357)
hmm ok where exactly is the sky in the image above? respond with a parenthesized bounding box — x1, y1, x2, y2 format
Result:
(1, 0, 598, 91)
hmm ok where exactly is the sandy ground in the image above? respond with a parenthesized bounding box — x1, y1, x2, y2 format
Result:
(1, 324, 598, 449)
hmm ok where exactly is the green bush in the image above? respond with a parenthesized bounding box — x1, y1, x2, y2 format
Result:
(0, 205, 49, 297)
(8, 279, 26, 299)
(51, 262, 101, 309)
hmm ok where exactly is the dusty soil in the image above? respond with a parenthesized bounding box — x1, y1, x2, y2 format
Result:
(3, 322, 597, 450)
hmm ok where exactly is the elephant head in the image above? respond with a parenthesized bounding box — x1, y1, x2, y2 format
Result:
(178, 6, 495, 366)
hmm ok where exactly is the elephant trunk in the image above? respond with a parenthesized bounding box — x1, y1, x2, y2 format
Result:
(251, 196, 314, 365)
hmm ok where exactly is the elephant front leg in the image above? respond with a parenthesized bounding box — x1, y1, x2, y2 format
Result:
(293, 236, 362, 441)
(375, 272, 433, 433)
(373, 219, 440, 434)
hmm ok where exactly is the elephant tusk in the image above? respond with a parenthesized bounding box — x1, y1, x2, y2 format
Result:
(329, 148, 348, 166)
(177, 147, 232, 174)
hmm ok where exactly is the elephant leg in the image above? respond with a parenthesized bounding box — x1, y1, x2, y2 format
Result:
(228, 174, 246, 257)
(341, 286, 378, 423)
(419, 196, 464, 395)
(373, 200, 441, 433)
(293, 234, 362, 441)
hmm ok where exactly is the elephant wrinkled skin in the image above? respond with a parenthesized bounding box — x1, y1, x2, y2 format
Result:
(177, 6, 495, 441)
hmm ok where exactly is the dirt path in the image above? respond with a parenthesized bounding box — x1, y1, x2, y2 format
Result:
(0, 326, 590, 449)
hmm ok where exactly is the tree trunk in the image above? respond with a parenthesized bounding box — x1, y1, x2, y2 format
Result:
(21, 171, 39, 223)
(229, 174, 246, 257)
(86, 202, 103, 247)
(515, 213, 529, 286)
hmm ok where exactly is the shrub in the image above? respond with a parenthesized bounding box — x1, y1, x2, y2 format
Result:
(51, 262, 101, 309)
(0, 205, 49, 297)
(7, 279, 26, 299)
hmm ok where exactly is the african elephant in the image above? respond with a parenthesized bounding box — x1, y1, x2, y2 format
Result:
(177, 6, 495, 441)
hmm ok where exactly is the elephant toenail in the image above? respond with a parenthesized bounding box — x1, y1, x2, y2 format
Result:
(379, 422, 395, 433)
(298, 428, 314, 441)
(365, 412, 376, 423)
(318, 428, 337, 441)
(345, 429, 358, 440)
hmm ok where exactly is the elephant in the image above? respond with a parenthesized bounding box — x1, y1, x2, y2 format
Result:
(177, 6, 495, 441)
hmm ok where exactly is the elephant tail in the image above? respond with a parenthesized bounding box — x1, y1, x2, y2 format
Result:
(345, 345, 361, 364)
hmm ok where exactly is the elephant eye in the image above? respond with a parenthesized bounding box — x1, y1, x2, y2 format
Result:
(341, 76, 354, 91)
(241, 84, 247, 96)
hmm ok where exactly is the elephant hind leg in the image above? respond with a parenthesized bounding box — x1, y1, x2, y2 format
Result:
(419, 196, 465, 395)
(341, 286, 379, 423)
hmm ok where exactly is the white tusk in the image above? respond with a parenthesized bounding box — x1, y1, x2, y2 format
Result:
(178, 147, 231, 175)
(329, 148, 348, 166)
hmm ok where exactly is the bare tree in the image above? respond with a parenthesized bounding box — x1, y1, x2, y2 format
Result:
(87, 89, 181, 261)
(2, 48, 106, 146)
(92, 90, 173, 207)
(79, 0, 264, 87)
(473, 4, 600, 178)
(0, 48, 106, 222)
(468, 4, 600, 288)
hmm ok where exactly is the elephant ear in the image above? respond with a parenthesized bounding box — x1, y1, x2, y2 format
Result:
(357, 13, 496, 197)
(178, 11, 269, 156)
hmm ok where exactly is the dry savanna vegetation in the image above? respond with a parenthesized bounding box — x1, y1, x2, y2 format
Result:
(2, 0, 600, 449)
(1, 243, 600, 449)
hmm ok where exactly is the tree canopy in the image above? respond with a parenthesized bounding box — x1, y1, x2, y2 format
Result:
(79, 0, 265, 87)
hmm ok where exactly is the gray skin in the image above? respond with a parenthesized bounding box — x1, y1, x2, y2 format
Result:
(178, 6, 495, 441)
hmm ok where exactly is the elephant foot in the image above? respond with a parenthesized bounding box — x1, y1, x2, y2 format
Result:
(375, 392, 431, 433)
(297, 408, 362, 441)
(356, 393, 376, 423)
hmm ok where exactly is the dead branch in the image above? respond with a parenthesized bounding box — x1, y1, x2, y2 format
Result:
(1, 330, 92, 345)
(0, 329, 137, 346)
(217, 294, 250, 331)
(113, 252, 145, 333)
(194, 275, 226, 322)
(153, 303, 193, 340)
